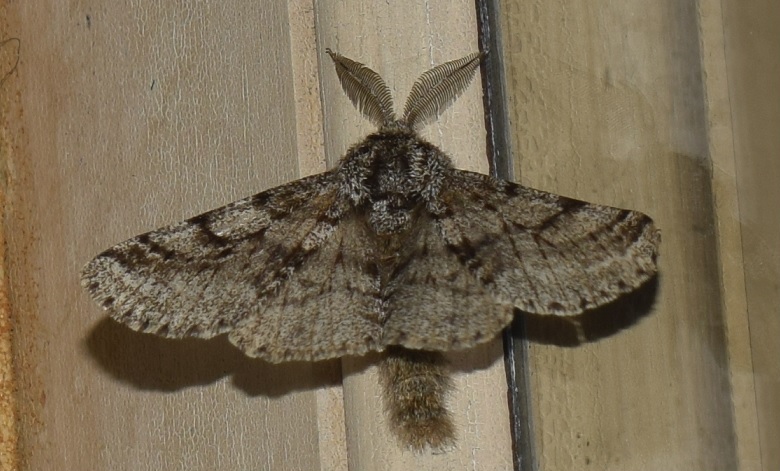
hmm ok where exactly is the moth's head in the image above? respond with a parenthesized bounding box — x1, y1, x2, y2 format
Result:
(377, 119, 415, 134)
(326, 49, 484, 132)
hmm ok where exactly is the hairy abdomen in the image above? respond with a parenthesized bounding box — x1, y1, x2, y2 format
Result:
(379, 346, 455, 451)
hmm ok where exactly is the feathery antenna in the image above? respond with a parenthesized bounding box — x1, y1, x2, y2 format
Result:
(401, 52, 484, 130)
(326, 49, 396, 128)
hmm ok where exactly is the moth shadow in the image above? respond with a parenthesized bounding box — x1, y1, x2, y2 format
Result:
(446, 340, 507, 374)
(84, 318, 341, 398)
(518, 276, 660, 347)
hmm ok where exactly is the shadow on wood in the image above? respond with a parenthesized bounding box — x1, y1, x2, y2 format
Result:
(83, 317, 342, 397)
(520, 276, 660, 347)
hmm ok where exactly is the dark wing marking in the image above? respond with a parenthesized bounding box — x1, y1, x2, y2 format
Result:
(80, 171, 363, 355)
(433, 169, 659, 316)
(378, 215, 515, 351)
(228, 213, 384, 362)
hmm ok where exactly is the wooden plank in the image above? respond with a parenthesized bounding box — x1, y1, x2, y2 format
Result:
(6, 2, 331, 469)
(3, 1, 517, 469)
(316, 2, 513, 469)
(287, 2, 349, 469)
(698, 0, 765, 468)
(497, 0, 741, 469)
(718, 0, 780, 468)
(1, 6, 22, 470)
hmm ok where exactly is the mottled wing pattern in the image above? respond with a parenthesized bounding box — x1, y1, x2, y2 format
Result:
(380, 217, 515, 351)
(228, 213, 383, 362)
(433, 169, 659, 317)
(82, 171, 382, 362)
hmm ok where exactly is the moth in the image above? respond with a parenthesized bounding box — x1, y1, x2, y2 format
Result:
(81, 50, 659, 452)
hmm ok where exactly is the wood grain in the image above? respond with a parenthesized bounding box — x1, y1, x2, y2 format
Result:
(8, 2, 330, 470)
(497, 0, 775, 469)
(4, 0, 776, 469)
(2, 1, 513, 469)
(716, 0, 780, 468)
(317, 2, 513, 469)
